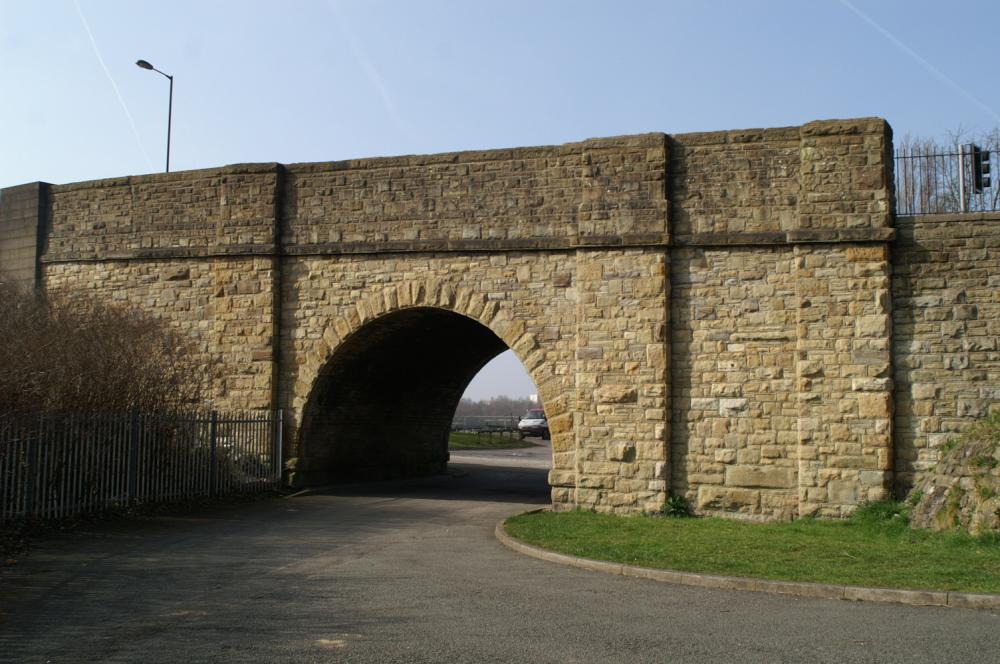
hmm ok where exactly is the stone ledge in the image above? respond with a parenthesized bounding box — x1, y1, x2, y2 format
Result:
(675, 228, 894, 247)
(39, 225, 901, 262)
(283, 132, 667, 173)
(495, 513, 1000, 610)
(288, 234, 671, 255)
(41, 244, 277, 263)
(48, 163, 281, 193)
(41, 235, 675, 262)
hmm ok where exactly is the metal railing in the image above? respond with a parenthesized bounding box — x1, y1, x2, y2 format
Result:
(0, 409, 282, 523)
(450, 415, 519, 433)
(895, 141, 998, 215)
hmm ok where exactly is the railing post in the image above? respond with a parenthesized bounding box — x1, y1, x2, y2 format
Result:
(956, 144, 967, 214)
(24, 422, 39, 519)
(209, 411, 219, 498)
(274, 409, 283, 486)
(127, 410, 140, 504)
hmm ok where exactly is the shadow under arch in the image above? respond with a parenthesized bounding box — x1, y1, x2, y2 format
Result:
(296, 306, 552, 486)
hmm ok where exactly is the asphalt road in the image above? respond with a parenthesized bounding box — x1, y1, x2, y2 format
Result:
(2, 444, 999, 663)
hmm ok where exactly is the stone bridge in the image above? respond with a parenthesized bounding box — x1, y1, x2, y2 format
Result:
(3, 117, 998, 519)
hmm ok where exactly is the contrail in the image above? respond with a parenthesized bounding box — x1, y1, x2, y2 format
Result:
(327, 0, 416, 144)
(839, 0, 1000, 125)
(72, 0, 154, 170)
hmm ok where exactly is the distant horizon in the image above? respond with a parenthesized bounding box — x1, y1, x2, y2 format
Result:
(461, 351, 538, 402)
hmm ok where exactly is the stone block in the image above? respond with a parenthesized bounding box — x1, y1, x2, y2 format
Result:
(724, 465, 795, 489)
(858, 393, 892, 418)
(596, 385, 638, 404)
(851, 377, 891, 392)
(696, 486, 760, 511)
(911, 383, 938, 400)
(855, 315, 889, 338)
(953, 304, 978, 320)
(607, 442, 635, 462)
(548, 469, 575, 487)
(859, 470, 887, 488)
(827, 479, 860, 505)
(797, 361, 823, 377)
(719, 398, 748, 415)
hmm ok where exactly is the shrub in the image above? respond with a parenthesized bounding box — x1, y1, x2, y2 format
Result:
(660, 494, 692, 518)
(0, 279, 207, 419)
(851, 500, 910, 528)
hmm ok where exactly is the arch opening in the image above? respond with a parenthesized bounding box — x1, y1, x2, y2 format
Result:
(298, 306, 532, 485)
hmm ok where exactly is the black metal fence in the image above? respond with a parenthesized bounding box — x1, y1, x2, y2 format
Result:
(895, 141, 998, 215)
(450, 415, 519, 433)
(0, 409, 282, 523)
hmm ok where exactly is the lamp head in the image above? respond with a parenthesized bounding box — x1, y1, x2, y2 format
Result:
(135, 59, 154, 70)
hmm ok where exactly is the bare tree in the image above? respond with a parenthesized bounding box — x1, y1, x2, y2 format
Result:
(0, 279, 208, 420)
(895, 128, 999, 215)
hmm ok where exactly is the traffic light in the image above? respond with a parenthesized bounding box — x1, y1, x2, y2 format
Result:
(972, 144, 991, 192)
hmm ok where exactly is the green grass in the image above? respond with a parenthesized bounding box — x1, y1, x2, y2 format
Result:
(448, 431, 534, 450)
(505, 503, 1000, 594)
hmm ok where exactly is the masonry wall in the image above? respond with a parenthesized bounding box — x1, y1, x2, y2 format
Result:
(668, 127, 801, 237)
(0, 182, 47, 289)
(573, 248, 668, 512)
(1, 117, 910, 518)
(281, 134, 668, 251)
(43, 257, 278, 411)
(892, 212, 1000, 493)
(665, 117, 895, 519)
(670, 247, 799, 519)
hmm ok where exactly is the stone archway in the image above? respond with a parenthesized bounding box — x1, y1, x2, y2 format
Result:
(285, 279, 574, 497)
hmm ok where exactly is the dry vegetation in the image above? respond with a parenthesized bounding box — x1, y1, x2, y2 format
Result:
(909, 411, 1000, 536)
(0, 279, 206, 419)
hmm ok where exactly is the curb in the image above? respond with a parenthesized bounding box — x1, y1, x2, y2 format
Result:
(494, 516, 1000, 611)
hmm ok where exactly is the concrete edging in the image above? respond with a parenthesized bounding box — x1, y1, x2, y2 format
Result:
(494, 513, 1000, 611)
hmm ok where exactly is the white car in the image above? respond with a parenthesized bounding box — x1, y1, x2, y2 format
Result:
(518, 409, 549, 440)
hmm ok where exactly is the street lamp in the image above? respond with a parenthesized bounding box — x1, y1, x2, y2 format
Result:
(135, 59, 173, 173)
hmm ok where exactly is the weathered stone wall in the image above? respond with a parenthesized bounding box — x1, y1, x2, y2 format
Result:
(573, 249, 668, 513)
(670, 247, 799, 519)
(794, 244, 894, 517)
(668, 127, 801, 236)
(43, 257, 278, 411)
(796, 119, 894, 231)
(281, 134, 668, 250)
(668, 118, 893, 239)
(665, 117, 895, 519)
(2, 117, 910, 518)
(0, 182, 47, 289)
(44, 165, 279, 260)
(893, 212, 1000, 493)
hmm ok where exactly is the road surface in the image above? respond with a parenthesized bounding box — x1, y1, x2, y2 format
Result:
(2, 444, 999, 663)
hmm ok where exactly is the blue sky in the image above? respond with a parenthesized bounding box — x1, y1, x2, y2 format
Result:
(3, 0, 999, 399)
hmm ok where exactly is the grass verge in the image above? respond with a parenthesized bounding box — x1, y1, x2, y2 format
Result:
(448, 431, 534, 450)
(504, 504, 1000, 594)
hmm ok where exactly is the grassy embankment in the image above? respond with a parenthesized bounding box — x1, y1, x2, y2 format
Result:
(505, 502, 1000, 594)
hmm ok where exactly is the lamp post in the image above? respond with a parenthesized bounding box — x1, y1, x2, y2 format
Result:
(135, 59, 173, 173)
